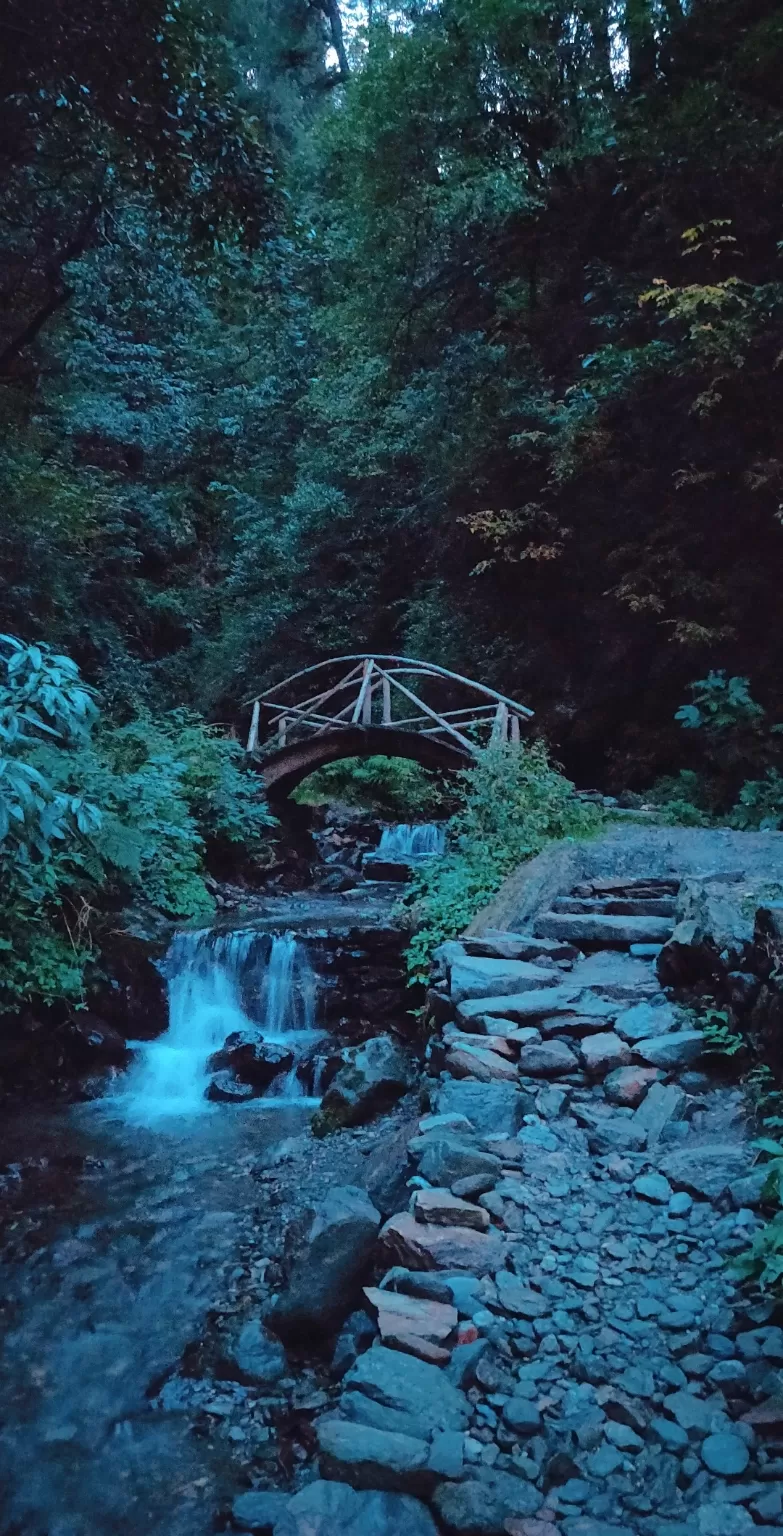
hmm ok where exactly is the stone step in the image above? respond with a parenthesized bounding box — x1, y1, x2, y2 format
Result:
(533, 913, 674, 948)
(551, 897, 676, 917)
(573, 877, 679, 896)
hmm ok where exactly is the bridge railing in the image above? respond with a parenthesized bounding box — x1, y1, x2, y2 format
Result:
(245, 654, 533, 758)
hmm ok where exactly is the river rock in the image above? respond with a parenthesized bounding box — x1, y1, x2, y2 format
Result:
(517, 1039, 578, 1077)
(635, 1030, 705, 1070)
(378, 1212, 505, 1272)
(268, 1186, 381, 1342)
(578, 1031, 631, 1077)
(701, 1431, 750, 1476)
(449, 957, 560, 1004)
(316, 1418, 433, 1495)
(319, 1036, 415, 1128)
(273, 1480, 439, 1536)
(604, 1066, 663, 1107)
(412, 1188, 490, 1231)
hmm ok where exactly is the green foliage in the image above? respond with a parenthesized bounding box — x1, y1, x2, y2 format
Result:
(405, 742, 601, 982)
(0, 638, 274, 1010)
(293, 755, 446, 818)
(698, 1007, 746, 1059)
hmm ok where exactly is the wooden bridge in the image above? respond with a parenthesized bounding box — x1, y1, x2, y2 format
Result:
(245, 654, 533, 800)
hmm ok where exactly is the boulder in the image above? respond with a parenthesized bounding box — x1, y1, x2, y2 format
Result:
(449, 957, 560, 1005)
(320, 1036, 415, 1129)
(272, 1480, 439, 1536)
(433, 1469, 541, 1535)
(210, 1032, 294, 1089)
(604, 1066, 662, 1107)
(341, 1343, 470, 1437)
(362, 1124, 413, 1219)
(232, 1490, 288, 1533)
(635, 1031, 705, 1070)
(362, 1286, 457, 1355)
(462, 933, 578, 963)
(268, 1186, 381, 1343)
(614, 1002, 678, 1044)
(517, 1040, 578, 1078)
(578, 1032, 631, 1078)
(659, 1145, 751, 1202)
(378, 1212, 505, 1272)
(222, 1318, 287, 1385)
(417, 1137, 502, 1188)
(456, 986, 586, 1027)
(61, 1013, 130, 1067)
(316, 1418, 433, 1496)
(434, 1080, 530, 1136)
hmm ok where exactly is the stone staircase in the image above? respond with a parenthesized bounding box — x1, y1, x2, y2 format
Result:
(533, 877, 679, 953)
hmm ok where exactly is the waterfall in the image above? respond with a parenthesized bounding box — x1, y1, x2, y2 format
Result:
(111, 928, 319, 1124)
(378, 823, 446, 861)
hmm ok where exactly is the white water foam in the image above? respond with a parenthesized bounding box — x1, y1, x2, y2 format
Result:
(110, 929, 319, 1125)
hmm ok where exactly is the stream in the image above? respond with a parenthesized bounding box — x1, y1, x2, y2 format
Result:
(0, 826, 438, 1534)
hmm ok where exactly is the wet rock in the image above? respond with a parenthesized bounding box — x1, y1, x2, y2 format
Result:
(635, 1031, 705, 1070)
(232, 1489, 289, 1532)
(412, 1188, 490, 1231)
(578, 1031, 631, 1077)
(604, 1066, 662, 1107)
(449, 957, 561, 1004)
(272, 1479, 439, 1536)
(432, 1469, 541, 1534)
(517, 1039, 578, 1078)
(207, 1070, 258, 1102)
(378, 1212, 505, 1272)
(319, 1036, 415, 1129)
(212, 1033, 294, 1089)
(223, 1318, 287, 1384)
(316, 1418, 433, 1495)
(268, 1186, 381, 1343)
(61, 1013, 130, 1067)
(435, 1080, 530, 1136)
(659, 1145, 750, 1203)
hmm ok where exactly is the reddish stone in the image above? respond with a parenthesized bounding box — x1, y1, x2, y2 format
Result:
(378, 1211, 505, 1272)
(363, 1285, 457, 1344)
(383, 1329, 452, 1365)
(458, 1323, 479, 1345)
(413, 1187, 491, 1231)
(604, 1065, 664, 1108)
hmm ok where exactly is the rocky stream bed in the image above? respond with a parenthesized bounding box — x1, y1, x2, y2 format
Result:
(4, 826, 783, 1536)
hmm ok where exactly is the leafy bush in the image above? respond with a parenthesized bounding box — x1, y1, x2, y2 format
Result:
(293, 754, 447, 819)
(0, 637, 275, 1011)
(404, 742, 601, 983)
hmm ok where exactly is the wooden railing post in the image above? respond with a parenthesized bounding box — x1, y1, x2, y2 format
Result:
(382, 673, 391, 726)
(510, 713, 521, 745)
(247, 700, 260, 753)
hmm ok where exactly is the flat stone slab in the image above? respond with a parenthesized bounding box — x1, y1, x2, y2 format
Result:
(633, 1081, 686, 1143)
(379, 1212, 505, 1272)
(232, 1490, 288, 1533)
(435, 1080, 528, 1137)
(363, 1286, 457, 1344)
(444, 1045, 518, 1083)
(413, 1188, 490, 1231)
(534, 914, 674, 945)
(578, 1031, 631, 1077)
(450, 957, 561, 1004)
(635, 1030, 705, 1069)
(462, 933, 578, 962)
(456, 986, 586, 1026)
(517, 1039, 578, 1077)
(604, 1065, 663, 1106)
(273, 1480, 440, 1536)
(342, 1344, 470, 1434)
(614, 1000, 679, 1042)
(417, 1136, 502, 1188)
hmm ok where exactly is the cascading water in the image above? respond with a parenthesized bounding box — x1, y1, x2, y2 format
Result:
(112, 928, 320, 1124)
(378, 823, 446, 861)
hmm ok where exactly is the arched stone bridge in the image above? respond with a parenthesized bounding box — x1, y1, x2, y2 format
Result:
(245, 654, 533, 801)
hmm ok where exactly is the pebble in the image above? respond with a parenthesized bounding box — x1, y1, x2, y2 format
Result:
(633, 1173, 673, 1204)
(701, 1432, 751, 1477)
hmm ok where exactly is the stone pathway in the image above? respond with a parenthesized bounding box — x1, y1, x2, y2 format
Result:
(272, 874, 783, 1536)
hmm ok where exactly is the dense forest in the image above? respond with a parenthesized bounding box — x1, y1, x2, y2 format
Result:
(2, 0, 783, 1007)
